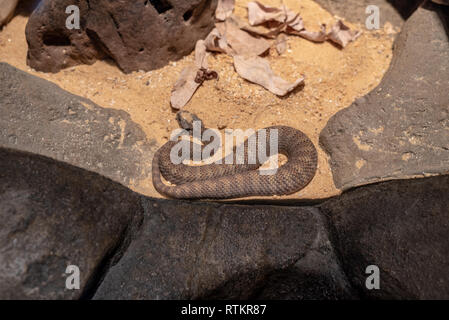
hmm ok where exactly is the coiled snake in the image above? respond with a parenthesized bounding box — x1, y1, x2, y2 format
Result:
(152, 111, 317, 199)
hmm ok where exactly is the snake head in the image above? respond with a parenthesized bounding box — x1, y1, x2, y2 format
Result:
(176, 111, 205, 133)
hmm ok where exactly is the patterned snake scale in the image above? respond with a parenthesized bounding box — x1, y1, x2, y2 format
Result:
(152, 113, 318, 199)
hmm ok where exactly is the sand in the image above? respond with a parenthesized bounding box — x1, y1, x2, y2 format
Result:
(0, 0, 397, 200)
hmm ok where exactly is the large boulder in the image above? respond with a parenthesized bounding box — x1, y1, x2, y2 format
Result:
(319, 5, 449, 191)
(94, 200, 354, 300)
(321, 175, 449, 299)
(0, 62, 156, 189)
(0, 147, 143, 299)
(25, 0, 217, 73)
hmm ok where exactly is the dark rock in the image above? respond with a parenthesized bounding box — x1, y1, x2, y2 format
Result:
(25, 0, 217, 73)
(0, 62, 156, 189)
(319, 6, 449, 191)
(0, 147, 143, 299)
(25, 1, 102, 73)
(313, 0, 421, 27)
(253, 212, 357, 300)
(321, 175, 449, 299)
(94, 199, 353, 300)
(385, 0, 423, 19)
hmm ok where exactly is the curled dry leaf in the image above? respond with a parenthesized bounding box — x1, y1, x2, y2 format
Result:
(204, 28, 230, 53)
(293, 24, 327, 42)
(240, 23, 282, 39)
(233, 55, 304, 96)
(216, 17, 271, 56)
(232, 14, 281, 39)
(247, 1, 286, 25)
(171, 40, 216, 110)
(275, 34, 287, 55)
(246, 1, 323, 41)
(327, 20, 362, 47)
(245, 2, 360, 48)
(170, 66, 202, 110)
(171, 2, 360, 110)
(194, 40, 209, 69)
(247, 1, 304, 31)
(283, 8, 304, 32)
(215, 0, 235, 21)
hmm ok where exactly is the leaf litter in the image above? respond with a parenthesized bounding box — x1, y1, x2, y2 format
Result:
(171, 0, 362, 109)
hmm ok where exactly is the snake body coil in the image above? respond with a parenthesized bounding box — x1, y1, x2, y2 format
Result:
(152, 115, 317, 199)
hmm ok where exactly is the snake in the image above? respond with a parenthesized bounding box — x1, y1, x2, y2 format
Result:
(152, 111, 318, 199)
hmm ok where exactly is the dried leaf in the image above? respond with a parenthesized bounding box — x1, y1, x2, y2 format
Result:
(247, 1, 304, 30)
(216, 18, 271, 56)
(292, 24, 327, 42)
(170, 66, 202, 110)
(215, 0, 235, 21)
(247, 1, 286, 25)
(275, 34, 287, 55)
(171, 40, 217, 110)
(327, 20, 361, 47)
(204, 28, 231, 53)
(231, 14, 281, 39)
(240, 23, 282, 38)
(246, 2, 360, 48)
(233, 55, 304, 96)
(171, 2, 360, 110)
(283, 8, 304, 32)
(195, 40, 209, 69)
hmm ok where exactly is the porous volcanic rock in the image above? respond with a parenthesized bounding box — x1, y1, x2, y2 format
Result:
(319, 5, 449, 190)
(0, 62, 156, 188)
(321, 175, 449, 299)
(25, 0, 217, 73)
(0, 147, 143, 299)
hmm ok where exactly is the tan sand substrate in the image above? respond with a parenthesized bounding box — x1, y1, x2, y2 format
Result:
(0, 0, 397, 200)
